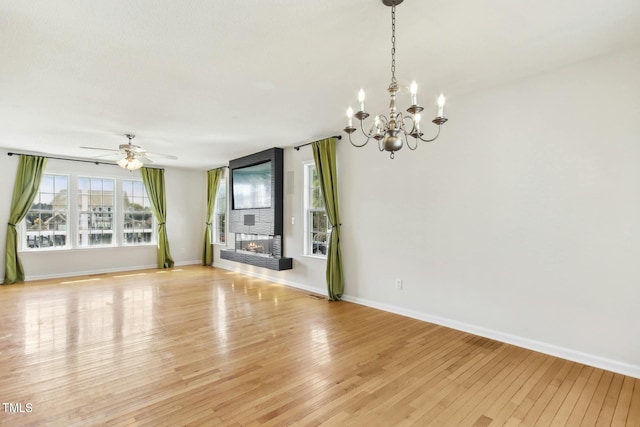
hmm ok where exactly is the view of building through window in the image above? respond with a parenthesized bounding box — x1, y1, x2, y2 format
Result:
(123, 180, 154, 245)
(304, 163, 330, 257)
(24, 174, 68, 249)
(213, 177, 226, 244)
(22, 174, 154, 250)
(78, 177, 115, 247)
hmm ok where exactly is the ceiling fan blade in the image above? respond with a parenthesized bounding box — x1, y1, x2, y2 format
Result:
(80, 146, 121, 152)
(144, 151, 178, 160)
(91, 153, 124, 159)
(80, 136, 176, 163)
(136, 156, 154, 164)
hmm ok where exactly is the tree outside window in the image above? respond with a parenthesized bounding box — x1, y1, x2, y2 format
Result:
(123, 179, 154, 245)
(24, 174, 68, 249)
(21, 173, 156, 250)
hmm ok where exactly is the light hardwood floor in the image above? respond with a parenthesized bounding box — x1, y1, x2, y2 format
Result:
(0, 266, 638, 426)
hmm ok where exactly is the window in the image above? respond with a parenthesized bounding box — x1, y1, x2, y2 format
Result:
(24, 174, 69, 249)
(304, 162, 331, 257)
(213, 176, 227, 244)
(21, 172, 156, 251)
(123, 180, 154, 245)
(78, 177, 115, 247)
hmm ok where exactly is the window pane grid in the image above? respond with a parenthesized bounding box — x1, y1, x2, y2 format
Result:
(123, 180, 154, 245)
(24, 174, 69, 249)
(78, 177, 115, 247)
(22, 174, 157, 250)
(304, 164, 330, 257)
(213, 178, 226, 244)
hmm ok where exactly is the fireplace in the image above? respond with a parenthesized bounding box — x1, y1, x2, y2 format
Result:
(221, 232, 291, 270)
(235, 233, 278, 257)
(219, 147, 293, 271)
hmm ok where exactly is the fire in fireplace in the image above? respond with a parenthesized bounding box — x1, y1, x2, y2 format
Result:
(236, 233, 277, 257)
(245, 241, 263, 253)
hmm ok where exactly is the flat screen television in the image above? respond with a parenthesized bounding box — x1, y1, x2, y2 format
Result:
(232, 161, 272, 209)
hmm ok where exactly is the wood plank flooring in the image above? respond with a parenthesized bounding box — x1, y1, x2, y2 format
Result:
(0, 266, 638, 426)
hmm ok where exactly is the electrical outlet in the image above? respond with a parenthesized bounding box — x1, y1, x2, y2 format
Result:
(291, 217, 295, 225)
(395, 279, 403, 290)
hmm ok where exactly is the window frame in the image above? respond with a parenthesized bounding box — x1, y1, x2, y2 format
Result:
(303, 161, 331, 258)
(122, 178, 156, 247)
(19, 171, 156, 252)
(21, 173, 70, 251)
(77, 176, 117, 248)
(212, 171, 227, 245)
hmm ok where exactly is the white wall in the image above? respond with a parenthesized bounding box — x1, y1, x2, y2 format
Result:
(0, 153, 206, 280)
(2, 45, 638, 377)
(217, 46, 640, 377)
(342, 46, 640, 376)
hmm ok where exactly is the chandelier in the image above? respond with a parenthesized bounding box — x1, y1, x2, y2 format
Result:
(343, 0, 448, 159)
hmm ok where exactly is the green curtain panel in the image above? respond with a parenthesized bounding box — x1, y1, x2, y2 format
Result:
(141, 167, 175, 269)
(4, 155, 48, 285)
(202, 168, 224, 265)
(312, 137, 344, 301)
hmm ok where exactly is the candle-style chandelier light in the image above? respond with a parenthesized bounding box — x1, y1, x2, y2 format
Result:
(343, 0, 448, 159)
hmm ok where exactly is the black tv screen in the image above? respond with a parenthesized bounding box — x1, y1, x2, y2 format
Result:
(232, 161, 272, 209)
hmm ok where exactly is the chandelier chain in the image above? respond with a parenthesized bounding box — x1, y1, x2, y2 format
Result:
(391, 2, 396, 84)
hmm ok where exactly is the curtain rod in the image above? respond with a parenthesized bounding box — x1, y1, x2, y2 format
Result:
(6, 152, 164, 170)
(293, 135, 342, 151)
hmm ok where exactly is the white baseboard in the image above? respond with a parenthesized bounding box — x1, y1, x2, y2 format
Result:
(340, 295, 640, 380)
(23, 260, 201, 282)
(212, 262, 640, 380)
(174, 260, 201, 267)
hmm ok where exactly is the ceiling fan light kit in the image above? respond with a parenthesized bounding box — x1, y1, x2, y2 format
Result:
(344, 0, 449, 159)
(81, 134, 177, 170)
(117, 156, 144, 170)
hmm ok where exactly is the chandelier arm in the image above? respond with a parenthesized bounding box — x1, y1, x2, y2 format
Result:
(376, 115, 390, 139)
(400, 114, 414, 133)
(397, 113, 408, 132)
(348, 132, 371, 148)
(360, 118, 382, 140)
(405, 131, 418, 151)
(416, 125, 442, 143)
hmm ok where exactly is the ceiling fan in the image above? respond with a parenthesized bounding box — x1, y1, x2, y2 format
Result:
(81, 134, 178, 170)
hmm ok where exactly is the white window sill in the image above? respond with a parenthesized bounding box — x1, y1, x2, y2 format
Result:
(19, 243, 156, 254)
(19, 246, 71, 253)
(302, 254, 328, 260)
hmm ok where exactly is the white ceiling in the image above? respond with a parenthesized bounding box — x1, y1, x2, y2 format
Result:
(2, 0, 639, 169)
